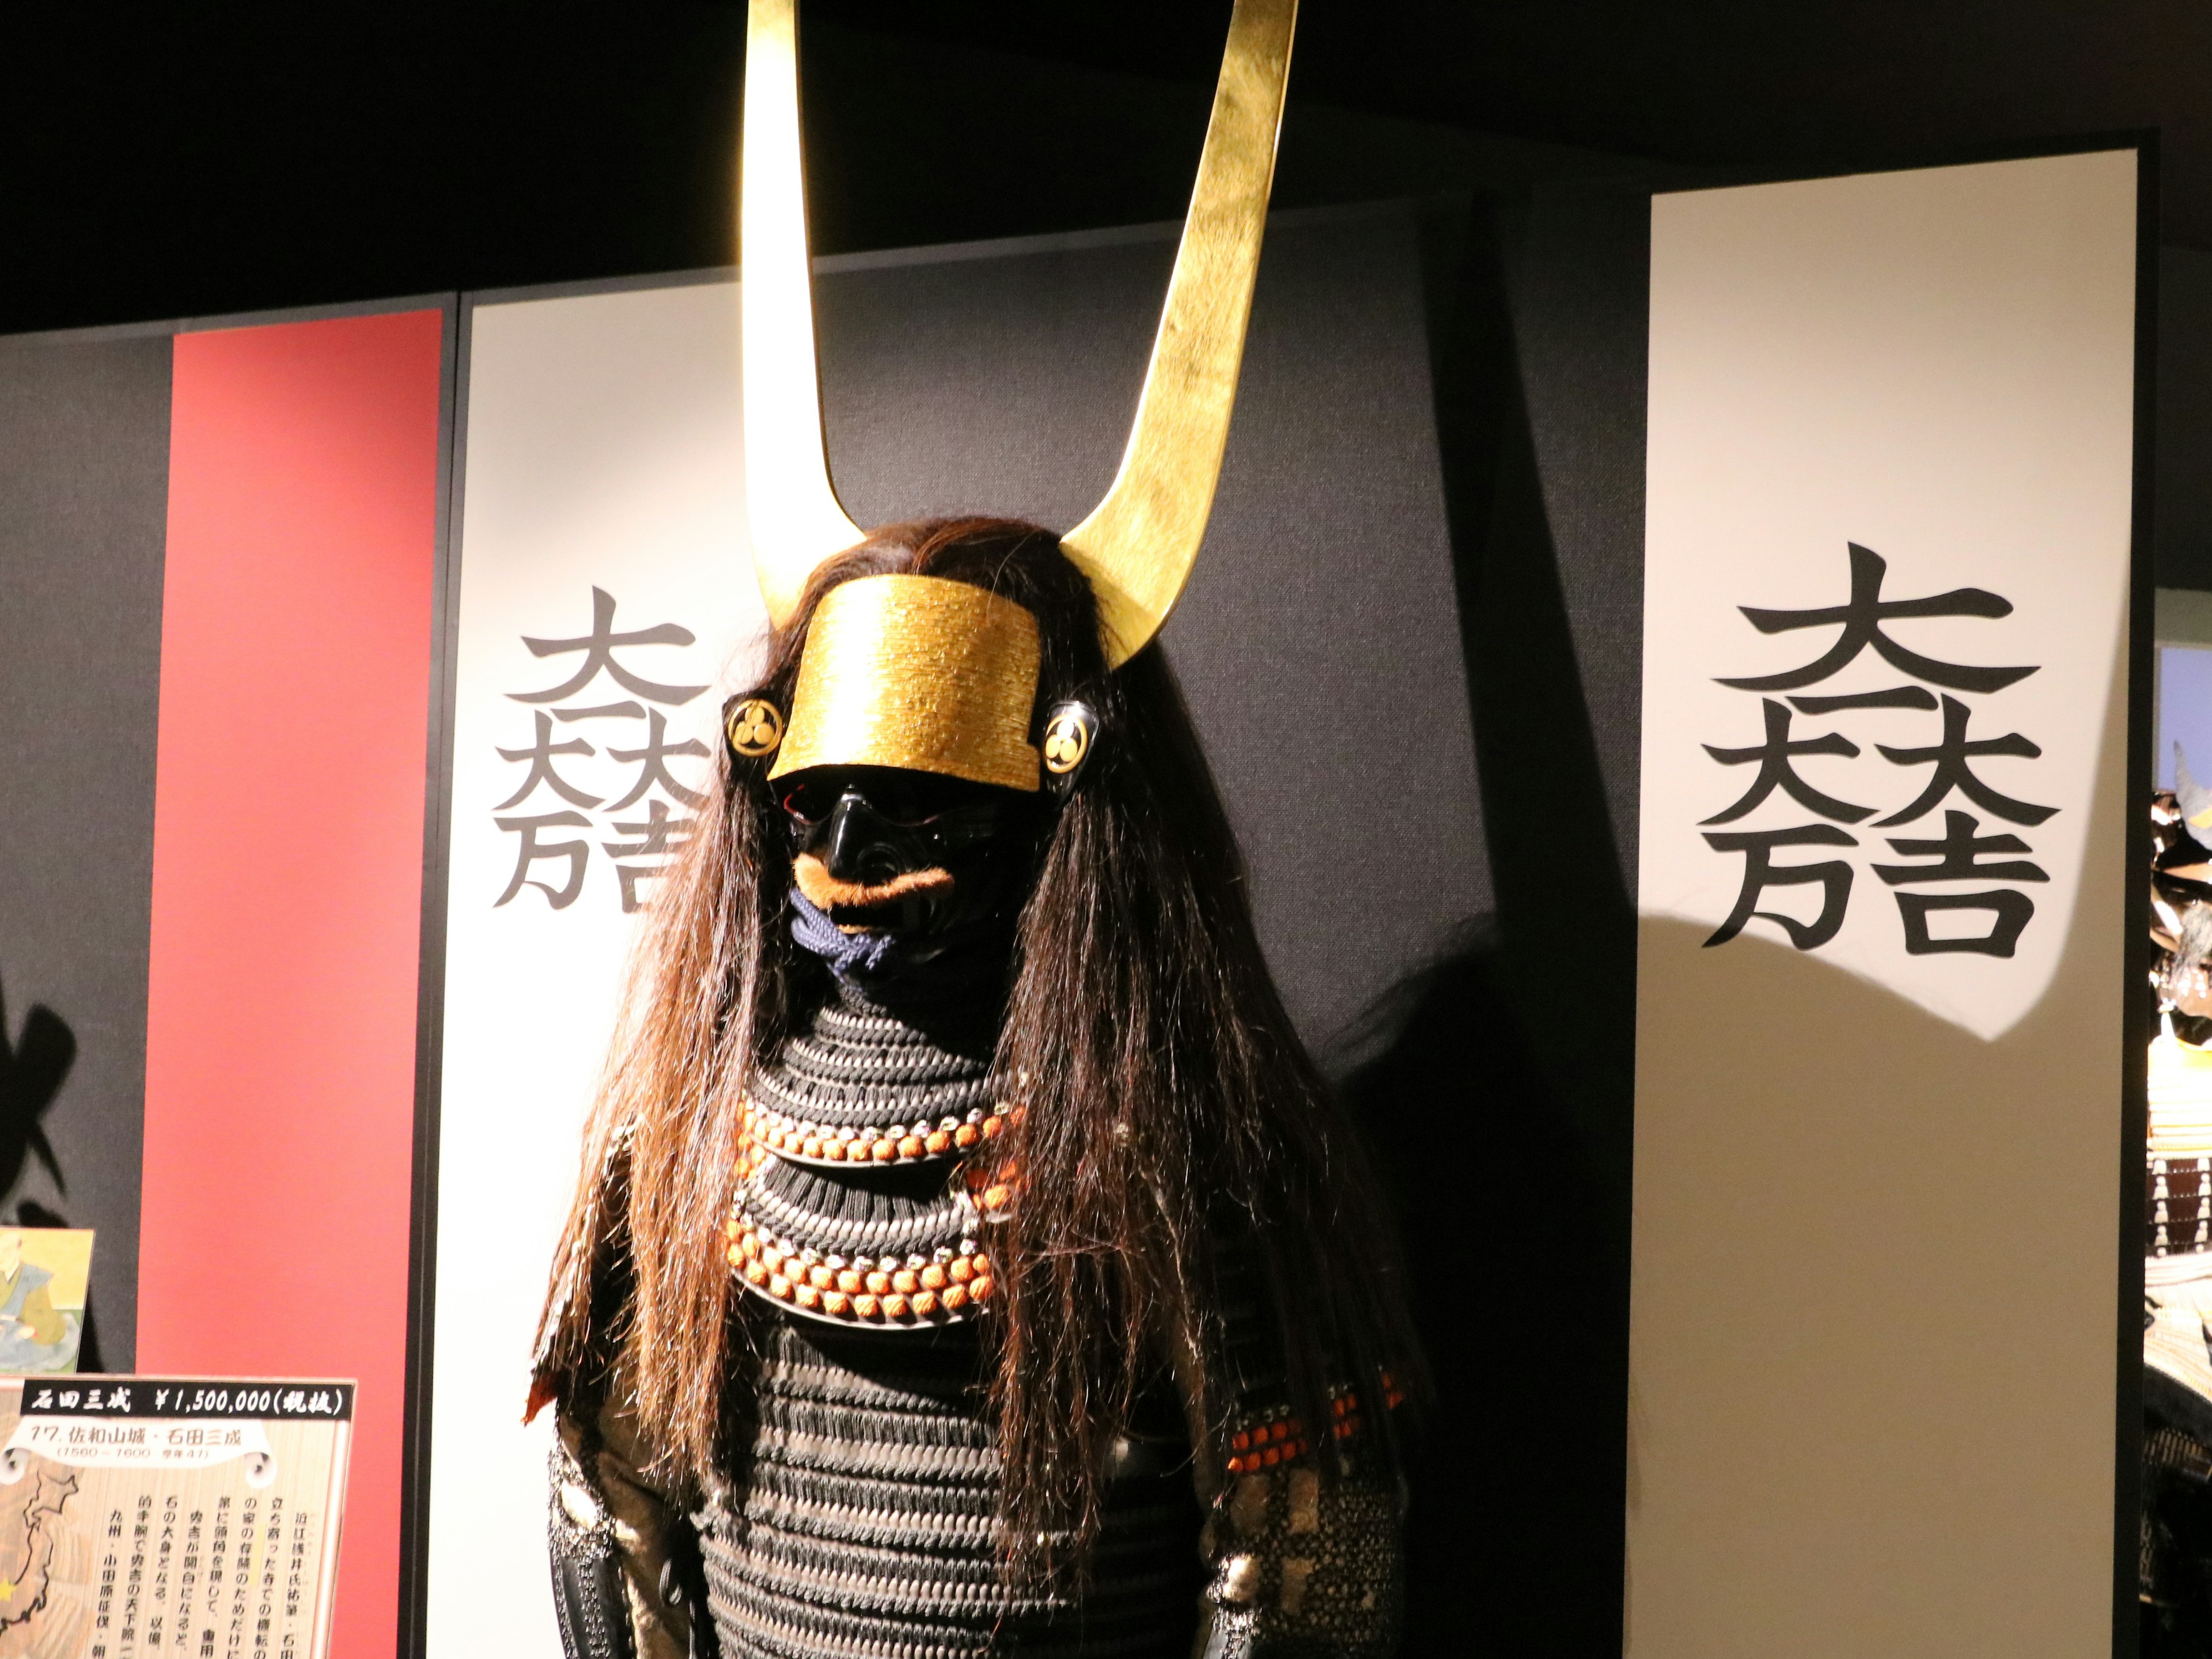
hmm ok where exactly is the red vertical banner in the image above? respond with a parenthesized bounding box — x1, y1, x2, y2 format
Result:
(144, 311, 443, 1659)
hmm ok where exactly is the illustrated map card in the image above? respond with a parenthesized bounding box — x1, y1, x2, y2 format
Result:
(0, 1233, 95, 1378)
(0, 1376, 353, 1659)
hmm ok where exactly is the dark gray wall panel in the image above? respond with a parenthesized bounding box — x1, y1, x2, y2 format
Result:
(1337, 185, 1649, 1651)
(816, 203, 1488, 1059)
(1502, 185, 1649, 878)
(0, 333, 172, 1369)
(2160, 246, 2212, 590)
(1180, 209, 1485, 1063)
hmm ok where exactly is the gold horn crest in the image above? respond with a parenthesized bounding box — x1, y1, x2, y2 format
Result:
(742, 0, 1294, 673)
(742, 0, 865, 628)
(1060, 0, 1299, 667)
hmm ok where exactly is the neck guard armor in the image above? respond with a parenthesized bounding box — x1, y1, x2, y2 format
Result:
(703, 989, 1200, 1658)
(728, 987, 1006, 1332)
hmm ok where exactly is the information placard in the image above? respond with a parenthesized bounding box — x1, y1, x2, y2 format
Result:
(0, 1376, 353, 1659)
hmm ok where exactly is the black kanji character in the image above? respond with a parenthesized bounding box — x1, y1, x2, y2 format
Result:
(1702, 699, 1874, 824)
(554, 700, 647, 725)
(1719, 543, 2037, 694)
(602, 797, 694, 861)
(605, 709, 710, 810)
(1702, 824, 1858, 949)
(1894, 890, 2035, 957)
(1786, 685, 1939, 715)
(605, 799, 697, 913)
(1874, 695, 2055, 827)
(494, 812, 592, 909)
(611, 866, 661, 914)
(509, 589, 709, 706)
(493, 712, 601, 810)
(1870, 810, 2049, 886)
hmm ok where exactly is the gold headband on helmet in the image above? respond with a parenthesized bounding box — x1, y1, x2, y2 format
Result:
(767, 577, 1042, 792)
(740, 0, 1297, 785)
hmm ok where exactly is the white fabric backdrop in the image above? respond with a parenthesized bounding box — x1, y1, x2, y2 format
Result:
(427, 278, 763, 1658)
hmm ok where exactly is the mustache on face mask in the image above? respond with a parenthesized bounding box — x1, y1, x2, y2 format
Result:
(793, 854, 955, 932)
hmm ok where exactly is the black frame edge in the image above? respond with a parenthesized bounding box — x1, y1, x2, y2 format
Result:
(397, 292, 469, 1659)
(2117, 127, 2160, 1659)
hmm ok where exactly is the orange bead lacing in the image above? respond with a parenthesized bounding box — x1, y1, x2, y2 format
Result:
(963, 1152, 1022, 1217)
(741, 1094, 1013, 1168)
(1224, 1377, 1404, 1475)
(725, 1206, 995, 1326)
(724, 1100, 1024, 1328)
(1225, 1410, 1310, 1474)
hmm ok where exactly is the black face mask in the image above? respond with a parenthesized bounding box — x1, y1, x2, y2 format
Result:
(780, 767, 1040, 941)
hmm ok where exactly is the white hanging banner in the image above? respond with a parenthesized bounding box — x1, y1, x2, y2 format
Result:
(427, 278, 764, 1659)
(1630, 151, 2138, 1657)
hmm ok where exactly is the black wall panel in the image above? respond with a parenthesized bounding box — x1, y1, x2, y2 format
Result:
(0, 332, 173, 1370)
